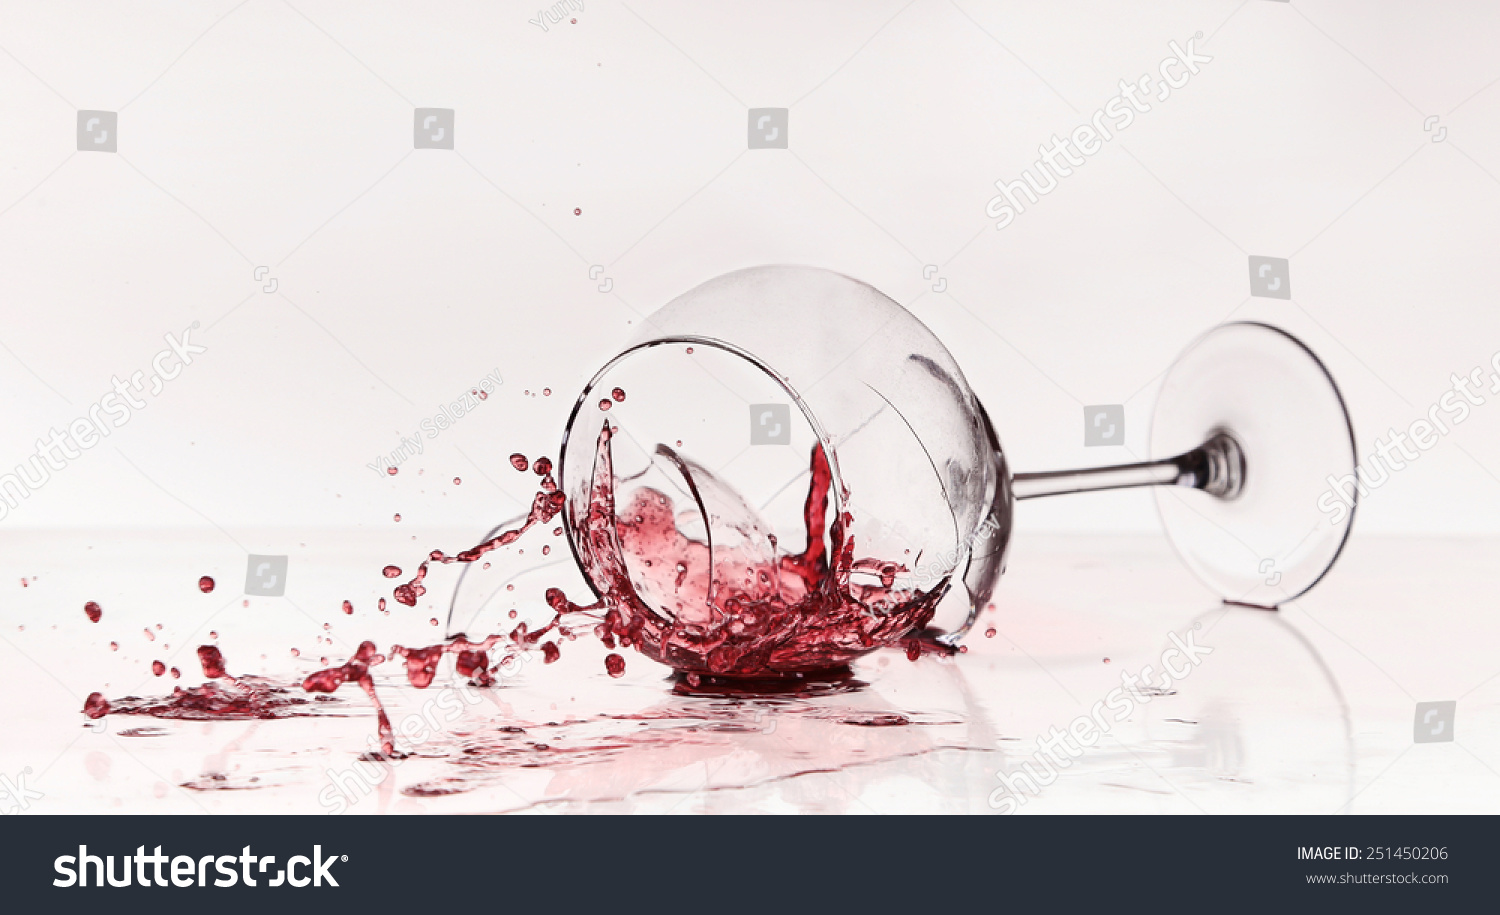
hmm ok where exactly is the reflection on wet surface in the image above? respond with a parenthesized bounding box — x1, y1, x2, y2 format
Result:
(7, 532, 1496, 814)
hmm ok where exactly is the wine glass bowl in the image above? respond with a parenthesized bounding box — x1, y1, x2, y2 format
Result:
(555, 266, 1013, 675)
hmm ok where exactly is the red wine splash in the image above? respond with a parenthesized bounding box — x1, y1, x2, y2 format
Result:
(94, 644, 334, 723)
(557, 421, 941, 677)
(301, 641, 396, 755)
(389, 468, 565, 607)
(82, 414, 946, 757)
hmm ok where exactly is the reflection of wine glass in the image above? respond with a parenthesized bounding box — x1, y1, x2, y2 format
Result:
(527, 266, 1354, 678)
(398, 651, 998, 814)
(1140, 605, 1355, 813)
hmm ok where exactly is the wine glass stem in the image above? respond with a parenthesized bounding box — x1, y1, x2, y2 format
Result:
(1012, 431, 1245, 501)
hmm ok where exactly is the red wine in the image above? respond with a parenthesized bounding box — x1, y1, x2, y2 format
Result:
(556, 421, 940, 677)
(82, 419, 942, 754)
(302, 641, 395, 755)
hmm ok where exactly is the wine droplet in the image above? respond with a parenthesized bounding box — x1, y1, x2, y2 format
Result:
(84, 693, 110, 719)
(605, 653, 626, 678)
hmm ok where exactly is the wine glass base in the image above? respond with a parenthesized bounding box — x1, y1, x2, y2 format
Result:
(1152, 322, 1357, 606)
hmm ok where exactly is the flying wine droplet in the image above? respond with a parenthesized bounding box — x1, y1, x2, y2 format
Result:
(84, 601, 102, 623)
(198, 576, 215, 593)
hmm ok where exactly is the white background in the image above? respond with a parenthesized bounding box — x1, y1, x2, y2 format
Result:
(3, 0, 1500, 539)
(2, 2, 1499, 816)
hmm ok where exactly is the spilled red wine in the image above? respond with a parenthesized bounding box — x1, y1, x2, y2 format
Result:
(97, 644, 330, 722)
(82, 404, 946, 757)
(555, 422, 941, 678)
